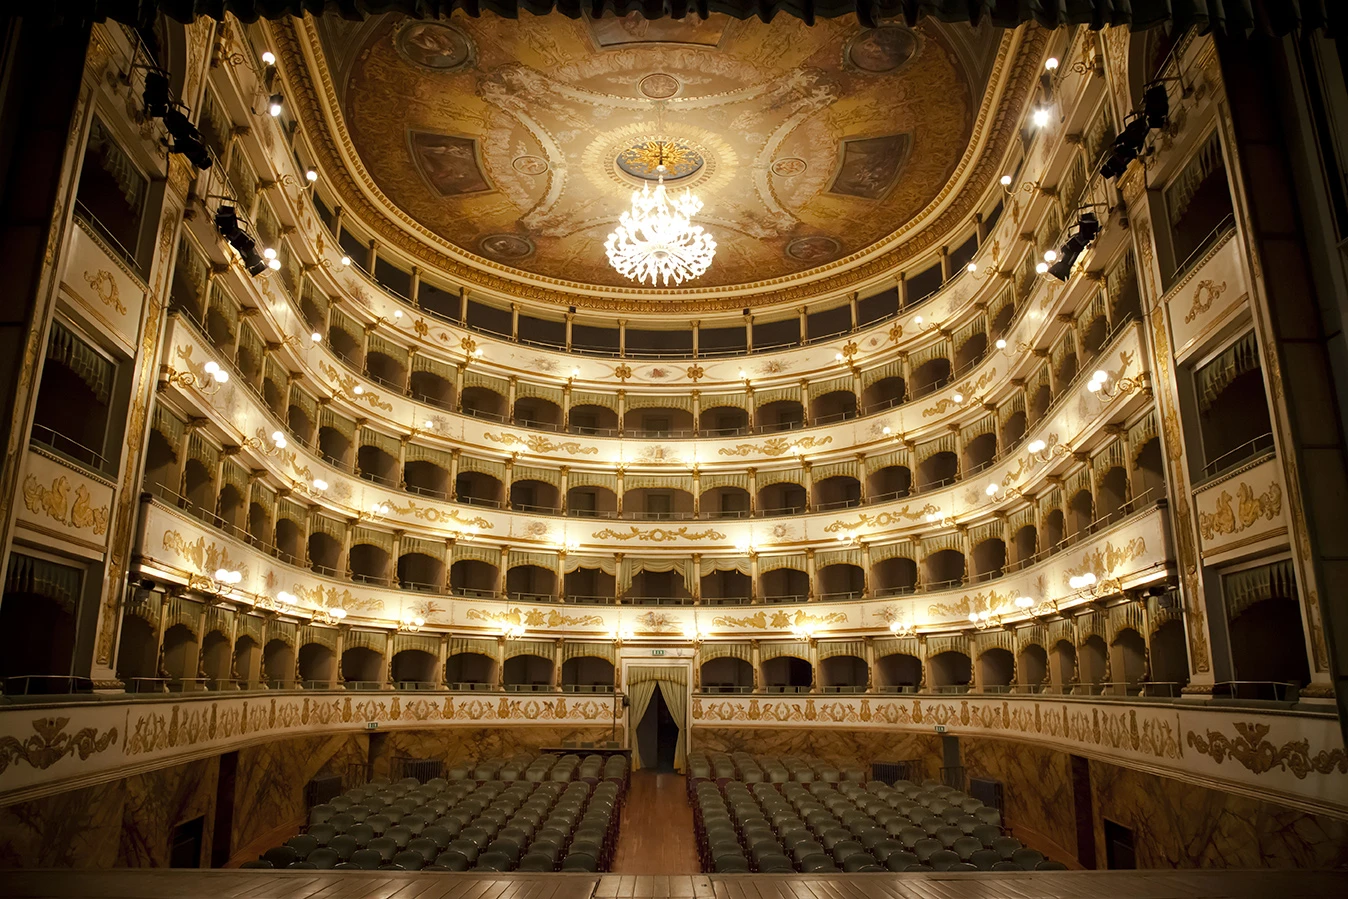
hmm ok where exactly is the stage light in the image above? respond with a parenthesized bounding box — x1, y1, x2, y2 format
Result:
(1144, 83, 1170, 130)
(142, 71, 169, 118)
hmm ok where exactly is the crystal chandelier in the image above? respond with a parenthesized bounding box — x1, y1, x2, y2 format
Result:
(605, 163, 716, 287)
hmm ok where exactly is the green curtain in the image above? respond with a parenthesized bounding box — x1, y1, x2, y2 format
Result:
(627, 665, 688, 772)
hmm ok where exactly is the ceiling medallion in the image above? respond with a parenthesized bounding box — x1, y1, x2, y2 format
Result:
(616, 138, 704, 181)
(606, 142, 716, 287)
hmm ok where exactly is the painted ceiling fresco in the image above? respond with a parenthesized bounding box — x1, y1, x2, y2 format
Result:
(322, 12, 992, 289)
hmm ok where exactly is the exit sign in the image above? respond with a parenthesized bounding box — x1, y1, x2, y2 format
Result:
(366, 722, 379, 730)
(651, 649, 665, 656)
(934, 724, 947, 734)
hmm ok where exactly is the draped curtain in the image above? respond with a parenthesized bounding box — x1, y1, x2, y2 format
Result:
(626, 665, 688, 772)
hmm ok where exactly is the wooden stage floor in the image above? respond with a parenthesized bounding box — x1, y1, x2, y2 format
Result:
(2, 870, 1345, 899)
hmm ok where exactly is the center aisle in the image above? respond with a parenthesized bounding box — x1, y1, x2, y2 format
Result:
(611, 771, 701, 874)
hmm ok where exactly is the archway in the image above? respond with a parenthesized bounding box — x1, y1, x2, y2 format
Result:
(298, 643, 336, 686)
(876, 653, 922, 691)
(928, 651, 972, 690)
(1017, 644, 1048, 692)
(978, 648, 1014, 690)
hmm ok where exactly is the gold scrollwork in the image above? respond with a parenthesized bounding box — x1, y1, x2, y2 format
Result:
(467, 607, 605, 628)
(591, 526, 726, 542)
(162, 531, 248, 579)
(0, 716, 119, 774)
(483, 432, 598, 455)
(1065, 537, 1147, 581)
(1183, 279, 1227, 325)
(292, 584, 385, 613)
(1186, 722, 1348, 779)
(712, 609, 847, 630)
(318, 361, 394, 411)
(927, 589, 1011, 620)
(83, 270, 128, 315)
(824, 505, 941, 533)
(921, 369, 998, 418)
(1198, 481, 1283, 542)
(717, 436, 833, 458)
(381, 500, 493, 529)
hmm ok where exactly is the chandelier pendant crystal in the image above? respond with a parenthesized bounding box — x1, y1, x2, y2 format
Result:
(605, 164, 716, 286)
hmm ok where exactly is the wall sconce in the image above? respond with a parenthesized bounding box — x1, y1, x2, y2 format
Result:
(1067, 572, 1120, 597)
(502, 623, 526, 640)
(162, 361, 229, 394)
(242, 428, 289, 456)
(399, 614, 426, 633)
(889, 620, 916, 637)
(911, 315, 942, 335)
(1087, 369, 1146, 399)
(994, 338, 1035, 356)
(312, 607, 347, 625)
(1014, 595, 1035, 610)
(984, 483, 1024, 502)
(967, 609, 998, 628)
(295, 477, 328, 498)
(789, 625, 818, 642)
(360, 501, 391, 523)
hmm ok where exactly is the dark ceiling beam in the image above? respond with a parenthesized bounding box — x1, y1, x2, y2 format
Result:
(30, 1, 1347, 35)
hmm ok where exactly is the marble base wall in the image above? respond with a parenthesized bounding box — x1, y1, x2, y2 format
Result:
(960, 737, 1078, 860)
(692, 726, 942, 782)
(371, 726, 618, 779)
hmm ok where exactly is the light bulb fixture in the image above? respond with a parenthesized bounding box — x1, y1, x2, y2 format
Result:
(261, 51, 277, 66)
(1032, 107, 1052, 128)
(738, 369, 749, 381)
(267, 258, 281, 271)
(1069, 572, 1098, 590)
(995, 339, 1007, 349)
(277, 590, 296, 604)
(1015, 595, 1035, 609)
(952, 392, 964, 403)
(1000, 175, 1013, 187)
(271, 430, 287, 447)
(1027, 439, 1047, 454)
(312, 478, 328, 491)
(310, 332, 322, 343)
(882, 426, 892, 435)
(423, 420, 434, 429)
(340, 255, 352, 266)
(331, 608, 347, 620)
(305, 168, 318, 183)
(1045, 57, 1060, 71)
(1043, 250, 1058, 263)
(267, 93, 284, 117)
(985, 483, 999, 497)
(605, 148, 716, 286)
(393, 309, 403, 319)
(1036, 262, 1050, 275)
(353, 385, 364, 395)
(263, 247, 277, 260)
(966, 262, 978, 273)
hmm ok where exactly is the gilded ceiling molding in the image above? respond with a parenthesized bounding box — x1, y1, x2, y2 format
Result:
(272, 19, 1047, 312)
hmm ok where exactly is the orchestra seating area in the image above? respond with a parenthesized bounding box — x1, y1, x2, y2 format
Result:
(689, 752, 1065, 874)
(243, 753, 627, 872)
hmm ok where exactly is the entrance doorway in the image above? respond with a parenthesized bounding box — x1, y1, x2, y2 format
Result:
(636, 684, 679, 772)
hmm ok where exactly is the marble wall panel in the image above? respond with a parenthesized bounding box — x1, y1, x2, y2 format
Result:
(373, 726, 616, 778)
(692, 726, 941, 782)
(960, 736, 1077, 860)
(231, 732, 368, 853)
(117, 756, 218, 867)
(1090, 756, 1348, 869)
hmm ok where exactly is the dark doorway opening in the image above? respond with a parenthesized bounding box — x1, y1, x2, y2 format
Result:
(1071, 754, 1097, 869)
(210, 751, 237, 867)
(170, 815, 205, 868)
(636, 685, 678, 773)
(1104, 819, 1136, 869)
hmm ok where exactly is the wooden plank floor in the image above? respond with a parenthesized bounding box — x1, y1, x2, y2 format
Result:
(610, 772, 700, 875)
(3, 870, 1347, 899)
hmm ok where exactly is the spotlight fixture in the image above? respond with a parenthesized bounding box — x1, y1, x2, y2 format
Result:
(267, 93, 284, 117)
(1045, 212, 1101, 282)
(162, 108, 212, 169)
(142, 70, 170, 118)
(1099, 83, 1171, 181)
(1143, 83, 1170, 129)
(214, 205, 267, 276)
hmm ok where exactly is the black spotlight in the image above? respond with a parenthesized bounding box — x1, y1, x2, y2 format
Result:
(1076, 211, 1101, 244)
(1099, 116, 1150, 180)
(163, 108, 212, 169)
(215, 205, 240, 237)
(1144, 83, 1170, 130)
(142, 71, 169, 118)
(1047, 256, 1074, 282)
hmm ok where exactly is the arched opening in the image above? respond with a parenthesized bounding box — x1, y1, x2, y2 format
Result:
(391, 649, 438, 687)
(246, 500, 271, 548)
(456, 471, 505, 507)
(1000, 410, 1027, 448)
(233, 634, 260, 687)
(510, 479, 560, 514)
(142, 428, 177, 497)
(1110, 628, 1148, 696)
(962, 432, 998, 476)
(928, 651, 972, 690)
(1066, 489, 1095, 543)
(700, 569, 751, 603)
(205, 304, 234, 352)
(624, 407, 693, 437)
(819, 655, 867, 692)
(356, 444, 398, 487)
(564, 566, 614, 604)
(813, 475, 861, 511)
(215, 484, 244, 533)
(460, 386, 508, 422)
(566, 486, 617, 518)
(502, 654, 553, 689)
(816, 564, 864, 601)
(862, 376, 906, 413)
(366, 352, 406, 392)
(1011, 525, 1038, 569)
(450, 559, 499, 597)
(867, 465, 911, 503)
(1229, 598, 1311, 695)
(348, 543, 391, 586)
(756, 482, 807, 516)
(876, 654, 922, 692)
(810, 390, 857, 425)
(326, 323, 360, 365)
(1081, 316, 1108, 358)
(989, 301, 1015, 340)
(978, 648, 1014, 690)
(115, 614, 158, 685)
(404, 459, 451, 499)
(1097, 467, 1129, 523)
(274, 518, 304, 566)
(1028, 384, 1051, 425)
(561, 657, 614, 691)
(1017, 644, 1048, 692)
(298, 643, 336, 686)
(568, 404, 619, 436)
(201, 631, 233, 684)
(1134, 438, 1166, 502)
(513, 396, 562, 430)
(757, 400, 805, 433)
(623, 487, 694, 521)
(954, 332, 988, 375)
(1056, 351, 1079, 388)
(398, 552, 445, 593)
(263, 638, 295, 688)
(700, 657, 753, 692)
(971, 538, 1006, 582)
(1149, 618, 1190, 693)
(409, 369, 455, 411)
(1078, 634, 1108, 694)
(1042, 509, 1065, 554)
(287, 403, 315, 447)
(923, 549, 965, 591)
(161, 623, 198, 682)
(871, 557, 918, 596)
(182, 458, 214, 513)
(340, 646, 382, 686)
(506, 565, 557, 601)
(627, 568, 691, 605)
(761, 656, 812, 692)
(317, 424, 352, 471)
(701, 486, 751, 519)
(760, 568, 808, 604)
(916, 451, 958, 492)
(1050, 639, 1077, 693)
(446, 652, 495, 688)
(699, 405, 749, 436)
(910, 358, 952, 398)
